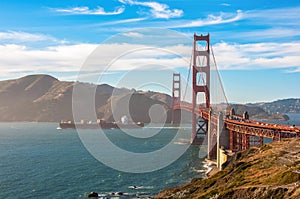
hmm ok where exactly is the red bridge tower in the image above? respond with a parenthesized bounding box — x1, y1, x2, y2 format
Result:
(191, 33, 210, 144)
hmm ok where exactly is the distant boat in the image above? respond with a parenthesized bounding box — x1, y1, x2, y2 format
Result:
(58, 120, 144, 129)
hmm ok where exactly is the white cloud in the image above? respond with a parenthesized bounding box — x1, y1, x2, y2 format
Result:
(0, 43, 97, 80)
(53, 6, 125, 15)
(0, 42, 191, 81)
(245, 6, 300, 21)
(215, 27, 300, 41)
(0, 31, 58, 43)
(241, 7, 300, 28)
(178, 10, 242, 28)
(1, 39, 300, 81)
(122, 32, 144, 38)
(221, 3, 230, 7)
(97, 17, 146, 26)
(113, 10, 243, 29)
(119, 0, 183, 19)
(213, 42, 300, 71)
(287, 68, 300, 73)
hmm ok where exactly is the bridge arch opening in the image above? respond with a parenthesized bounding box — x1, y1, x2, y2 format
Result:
(195, 92, 206, 107)
(196, 56, 208, 68)
(195, 40, 209, 51)
(196, 72, 207, 87)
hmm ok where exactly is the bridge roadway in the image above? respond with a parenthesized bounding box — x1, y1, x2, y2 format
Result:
(173, 102, 300, 140)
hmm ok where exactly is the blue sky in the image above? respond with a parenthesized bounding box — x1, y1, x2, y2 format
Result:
(0, 0, 300, 103)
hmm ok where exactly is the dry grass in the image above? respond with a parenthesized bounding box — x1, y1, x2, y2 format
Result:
(156, 138, 300, 199)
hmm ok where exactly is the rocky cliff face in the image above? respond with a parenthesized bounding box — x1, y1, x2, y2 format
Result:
(0, 74, 172, 122)
(156, 138, 300, 199)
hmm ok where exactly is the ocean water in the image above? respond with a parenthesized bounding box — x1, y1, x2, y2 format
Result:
(0, 123, 205, 199)
(264, 113, 300, 126)
(283, 113, 300, 126)
(1, 114, 299, 199)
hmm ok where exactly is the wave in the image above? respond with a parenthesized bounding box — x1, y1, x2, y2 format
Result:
(173, 141, 189, 145)
(128, 185, 153, 190)
(94, 191, 153, 199)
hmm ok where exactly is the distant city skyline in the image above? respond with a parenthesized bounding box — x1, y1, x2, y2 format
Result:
(0, 0, 300, 103)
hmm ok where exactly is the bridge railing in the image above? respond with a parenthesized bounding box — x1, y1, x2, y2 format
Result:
(173, 101, 300, 136)
(225, 116, 300, 133)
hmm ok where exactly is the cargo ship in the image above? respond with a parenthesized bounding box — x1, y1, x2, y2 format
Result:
(59, 116, 144, 129)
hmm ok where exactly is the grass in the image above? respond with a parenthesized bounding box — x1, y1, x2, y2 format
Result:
(156, 139, 300, 199)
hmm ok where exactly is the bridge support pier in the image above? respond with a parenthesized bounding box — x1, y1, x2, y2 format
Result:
(229, 132, 266, 152)
(259, 136, 264, 146)
(207, 109, 214, 159)
(208, 111, 230, 161)
(217, 112, 230, 168)
(217, 112, 230, 150)
(191, 116, 208, 145)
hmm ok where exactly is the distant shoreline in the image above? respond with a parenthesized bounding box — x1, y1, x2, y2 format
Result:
(0, 113, 293, 123)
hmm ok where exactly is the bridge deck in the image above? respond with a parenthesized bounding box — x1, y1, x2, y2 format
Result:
(174, 102, 300, 138)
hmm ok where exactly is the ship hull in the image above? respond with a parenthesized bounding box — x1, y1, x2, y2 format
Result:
(59, 122, 144, 129)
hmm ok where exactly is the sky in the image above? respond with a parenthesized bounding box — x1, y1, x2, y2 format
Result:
(0, 0, 300, 103)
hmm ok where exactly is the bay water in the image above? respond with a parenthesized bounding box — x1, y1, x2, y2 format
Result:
(1, 114, 299, 199)
(0, 123, 204, 199)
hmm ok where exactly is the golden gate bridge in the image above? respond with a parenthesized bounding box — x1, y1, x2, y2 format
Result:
(171, 33, 300, 167)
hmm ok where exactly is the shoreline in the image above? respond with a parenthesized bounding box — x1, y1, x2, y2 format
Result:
(202, 159, 219, 178)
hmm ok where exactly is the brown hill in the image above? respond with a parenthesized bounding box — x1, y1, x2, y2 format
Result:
(98, 92, 170, 123)
(0, 74, 292, 123)
(231, 104, 289, 120)
(156, 138, 300, 199)
(0, 74, 172, 122)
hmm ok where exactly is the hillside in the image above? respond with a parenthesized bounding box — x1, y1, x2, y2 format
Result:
(248, 99, 300, 114)
(156, 138, 300, 199)
(230, 104, 289, 120)
(0, 74, 172, 122)
(0, 74, 296, 122)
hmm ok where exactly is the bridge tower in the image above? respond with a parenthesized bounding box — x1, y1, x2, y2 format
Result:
(171, 73, 181, 124)
(191, 33, 210, 144)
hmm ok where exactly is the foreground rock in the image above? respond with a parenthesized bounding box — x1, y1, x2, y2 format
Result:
(156, 139, 300, 199)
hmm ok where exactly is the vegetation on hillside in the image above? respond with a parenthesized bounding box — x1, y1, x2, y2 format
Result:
(156, 139, 300, 199)
(248, 99, 300, 114)
(0, 75, 171, 122)
(231, 104, 289, 120)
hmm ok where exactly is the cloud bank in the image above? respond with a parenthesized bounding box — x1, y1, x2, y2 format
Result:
(53, 6, 125, 15)
(119, 0, 183, 19)
(1, 38, 300, 81)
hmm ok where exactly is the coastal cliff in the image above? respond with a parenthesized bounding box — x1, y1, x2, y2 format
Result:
(156, 138, 300, 199)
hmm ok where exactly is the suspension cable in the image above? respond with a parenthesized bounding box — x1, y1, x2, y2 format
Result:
(211, 45, 230, 108)
(183, 46, 193, 101)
